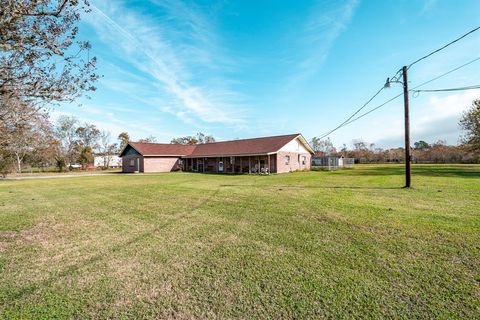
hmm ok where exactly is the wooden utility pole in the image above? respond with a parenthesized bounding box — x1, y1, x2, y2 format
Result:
(402, 66, 411, 188)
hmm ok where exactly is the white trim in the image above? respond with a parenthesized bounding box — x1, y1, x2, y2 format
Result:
(280, 134, 314, 154)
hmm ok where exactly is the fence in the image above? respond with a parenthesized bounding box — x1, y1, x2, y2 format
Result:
(312, 157, 354, 170)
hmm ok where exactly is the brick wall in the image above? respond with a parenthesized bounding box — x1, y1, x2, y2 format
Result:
(276, 151, 312, 173)
(143, 157, 181, 172)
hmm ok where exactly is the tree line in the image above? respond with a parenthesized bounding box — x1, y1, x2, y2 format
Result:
(310, 99, 480, 164)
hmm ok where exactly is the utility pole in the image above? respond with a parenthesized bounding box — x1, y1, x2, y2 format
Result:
(402, 66, 411, 188)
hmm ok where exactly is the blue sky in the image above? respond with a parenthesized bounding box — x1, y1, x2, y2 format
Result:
(54, 0, 480, 148)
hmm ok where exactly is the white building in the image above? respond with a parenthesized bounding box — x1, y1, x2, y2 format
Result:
(94, 155, 122, 168)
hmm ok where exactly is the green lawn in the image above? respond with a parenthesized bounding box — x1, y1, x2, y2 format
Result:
(1, 164, 479, 319)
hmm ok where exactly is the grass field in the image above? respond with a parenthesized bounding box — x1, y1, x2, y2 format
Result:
(1, 164, 479, 319)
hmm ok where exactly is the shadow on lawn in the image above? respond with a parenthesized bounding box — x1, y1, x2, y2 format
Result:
(340, 165, 480, 179)
(6, 187, 221, 303)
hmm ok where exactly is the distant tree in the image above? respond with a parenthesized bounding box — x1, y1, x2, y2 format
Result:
(414, 140, 430, 150)
(171, 136, 198, 145)
(75, 123, 100, 151)
(0, 97, 53, 173)
(310, 137, 335, 155)
(460, 99, 480, 154)
(170, 132, 215, 145)
(8, 112, 50, 173)
(0, 0, 98, 108)
(55, 115, 79, 170)
(77, 146, 93, 166)
(118, 132, 130, 150)
(0, 148, 14, 177)
(98, 131, 117, 168)
(196, 132, 215, 144)
(138, 136, 157, 143)
(352, 139, 368, 151)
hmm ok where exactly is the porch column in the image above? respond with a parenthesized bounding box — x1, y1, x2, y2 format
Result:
(268, 154, 271, 174)
(203, 158, 205, 173)
(232, 157, 235, 173)
(248, 156, 251, 174)
(257, 157, 260, 174)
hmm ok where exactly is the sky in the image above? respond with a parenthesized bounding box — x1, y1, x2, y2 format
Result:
(54, 0, 480, 148)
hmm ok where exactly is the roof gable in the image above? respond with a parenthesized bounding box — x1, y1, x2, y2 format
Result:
(120, 142, 196, 157)
(121, 145, 141, 157)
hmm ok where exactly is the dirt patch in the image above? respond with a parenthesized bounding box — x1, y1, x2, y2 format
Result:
(20, 222, 69, 249)
(0, 231, 18, 252)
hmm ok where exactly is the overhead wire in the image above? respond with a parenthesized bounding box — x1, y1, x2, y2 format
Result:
(408, 26, 480, 68)
(317, 55, 480, 139)
(412, 85, 480, 93)
(315, 86, 385, 140)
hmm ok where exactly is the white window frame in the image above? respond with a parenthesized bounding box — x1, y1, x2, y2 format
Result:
(284, 155, 290, 165)
(129, 159, 135, 166)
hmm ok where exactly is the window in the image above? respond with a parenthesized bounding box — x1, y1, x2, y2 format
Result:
(284, 155, 290, 165)
(302, 156, 306, 165)
(129, 159, 135, 166)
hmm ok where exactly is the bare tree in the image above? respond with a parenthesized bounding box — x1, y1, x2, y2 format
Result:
(99, 130, 117, 168)
(310, 137, 335, 156)
(55, 115, 79, 170)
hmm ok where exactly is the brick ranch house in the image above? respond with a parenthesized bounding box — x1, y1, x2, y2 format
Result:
(119, 133, 313, 174)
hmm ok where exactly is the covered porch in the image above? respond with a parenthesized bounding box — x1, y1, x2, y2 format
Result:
(184, 154, 277, 174)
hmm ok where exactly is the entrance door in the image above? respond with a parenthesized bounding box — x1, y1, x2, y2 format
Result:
(219, 161, 224, 172)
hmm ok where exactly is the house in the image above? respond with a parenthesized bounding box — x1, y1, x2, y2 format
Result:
(94, 155, 122, 168)
(119, 133, 313, 174)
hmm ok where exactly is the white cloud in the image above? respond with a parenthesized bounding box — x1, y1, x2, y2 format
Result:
(85, 0, 245, 125)
(293, 0, 360, 81)
(374, 89, 480, 146)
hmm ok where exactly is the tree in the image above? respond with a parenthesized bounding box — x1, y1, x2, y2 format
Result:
(77, 146, 93, 166)
(196, 132, 215, 144)
(170, 133, 215, 145)
(171, 136, 198, 145)
(0, 97, 53, 173)
(414, 140, 430, 150)
(0, 0, 98, 108)
(460, 99, 480, 154)
(99, 131, 117, 168)
(118, 132, 130, 151)
(138, 136, 157, 143)
(310, 137, 335, 155)
(55, 115, 79, 170)
(75, 123, 100, 151)
(0, 148, 14, 177)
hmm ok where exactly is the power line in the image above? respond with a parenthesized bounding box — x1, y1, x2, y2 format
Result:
(410, 56, 480, 89)
(412, 85, 480, 93)
(408, 26, 480, 68)
(316, 86, 385, 140)
(317, 55, 480, 139)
